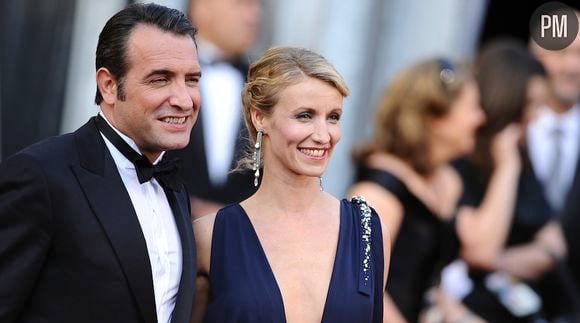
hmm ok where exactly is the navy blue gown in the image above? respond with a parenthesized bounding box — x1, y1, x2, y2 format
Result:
(204, 199, 384, 322)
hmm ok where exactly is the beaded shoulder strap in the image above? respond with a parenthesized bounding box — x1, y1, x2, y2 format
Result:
(350, 196, 373, 293)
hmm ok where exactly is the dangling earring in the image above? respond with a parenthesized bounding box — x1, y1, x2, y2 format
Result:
(252, 130, 263, 187)
(319, 176, 323, 191)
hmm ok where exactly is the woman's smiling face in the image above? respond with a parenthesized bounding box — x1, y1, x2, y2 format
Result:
(258, 76, 344, 178)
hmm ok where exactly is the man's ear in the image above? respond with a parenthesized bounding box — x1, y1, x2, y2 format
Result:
(96, 67, 120, 105)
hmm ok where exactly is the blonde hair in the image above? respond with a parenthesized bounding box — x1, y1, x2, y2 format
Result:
(236, 46, 349, 171)
(355, 58, 472, 175)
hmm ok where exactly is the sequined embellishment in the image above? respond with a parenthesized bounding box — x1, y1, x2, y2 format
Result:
(351, 195, 372, 282)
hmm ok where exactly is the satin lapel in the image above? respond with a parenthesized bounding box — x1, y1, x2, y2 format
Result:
(167, 187, 196, 323)
(71, 118, 157, 323)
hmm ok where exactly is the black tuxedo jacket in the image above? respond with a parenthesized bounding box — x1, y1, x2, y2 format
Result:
(0, 118, 196, 322)
(560, 142, 580, 293)
(519, 147, 580, 315)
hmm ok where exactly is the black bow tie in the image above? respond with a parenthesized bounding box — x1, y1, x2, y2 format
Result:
(95, 115, 181, 191)
(133, 155, 180, 191)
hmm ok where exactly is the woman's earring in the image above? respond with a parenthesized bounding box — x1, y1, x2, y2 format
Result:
(252, 130, 263, 187)
(319, 176, 323, 191)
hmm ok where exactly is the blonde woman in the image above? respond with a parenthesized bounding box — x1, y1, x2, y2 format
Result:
(193, 46, 390, 322)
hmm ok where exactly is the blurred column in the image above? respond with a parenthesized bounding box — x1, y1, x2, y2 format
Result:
(364, 0, 487, 146)
(1, 0, 76, 158)
(0, 75, 3, 160)
(60, 0, 126, 133)
(373, 0, 487, 97)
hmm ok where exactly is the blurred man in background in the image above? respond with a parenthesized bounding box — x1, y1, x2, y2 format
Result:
(529, 9, 580, 302)
(169, 0, 262, 219)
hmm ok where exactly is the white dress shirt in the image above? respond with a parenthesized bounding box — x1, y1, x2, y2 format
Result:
(198, 41, 244, 186)
(99, 112, 182, 323)
(527, 104, 580, 206)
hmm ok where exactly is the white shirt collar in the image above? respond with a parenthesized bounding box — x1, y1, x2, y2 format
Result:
(536, 103, 580, 133)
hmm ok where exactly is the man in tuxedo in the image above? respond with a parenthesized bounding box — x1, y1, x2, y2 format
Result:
(0, 3, 200, 322)
(529, 11, 580, 295)
(169, 0, 262, 219)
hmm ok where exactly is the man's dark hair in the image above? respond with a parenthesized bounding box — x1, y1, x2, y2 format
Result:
(94, 3, 197, 105)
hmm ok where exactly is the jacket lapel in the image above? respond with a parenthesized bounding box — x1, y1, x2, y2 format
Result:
(520, 148, 551, 208)
(71, 118, 157, 323)
(562, 140, 580, 214)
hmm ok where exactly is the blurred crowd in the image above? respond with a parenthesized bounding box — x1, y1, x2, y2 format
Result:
(351, 34, 580, 322)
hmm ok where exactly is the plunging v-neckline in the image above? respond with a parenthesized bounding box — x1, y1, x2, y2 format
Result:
(235, 200, 345, 323)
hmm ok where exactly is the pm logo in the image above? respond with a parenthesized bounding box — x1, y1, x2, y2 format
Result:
(541, 14, 568, 38)
(530, 2, 579, 50)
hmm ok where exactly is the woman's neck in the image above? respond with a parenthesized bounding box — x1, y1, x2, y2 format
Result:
(250, 168, 329, 216)
(427, 142, 454, 172)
